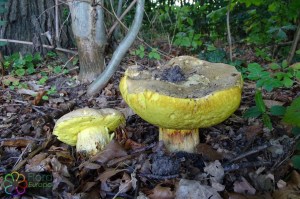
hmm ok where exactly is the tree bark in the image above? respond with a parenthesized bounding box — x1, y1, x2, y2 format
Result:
(68, 0, 106, 83)
(87, 0, 145, 96)
(0, 0, 72, 55)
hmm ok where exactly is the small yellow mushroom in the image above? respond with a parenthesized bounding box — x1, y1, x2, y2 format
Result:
(53, 108, 125, 156)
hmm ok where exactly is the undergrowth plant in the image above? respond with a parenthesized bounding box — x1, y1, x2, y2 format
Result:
(245, 61, 300, 91)
(4, 53, 42, 77)
(131, 45, 161, 60)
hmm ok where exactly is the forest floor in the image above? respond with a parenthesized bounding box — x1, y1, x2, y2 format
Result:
(0, 45, 300, 199)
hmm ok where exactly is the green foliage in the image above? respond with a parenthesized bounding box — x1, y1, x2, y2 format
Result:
(131, 45, 161, 60)
(283, 97, 300, 127)
(245, 61, 300, 92)
(243, 90, 272, 129)
(46, 51, 57, 58)
(131, 45, 145, 58)
(4, 53, 42, 77)
(38, 76, 48, 85)
(42, 86, 57, 100)
(148, 48, 161, 60)
(198, 45, 227, 63)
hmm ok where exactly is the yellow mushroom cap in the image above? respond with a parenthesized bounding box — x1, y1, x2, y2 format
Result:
(53, 108, 125, 146)
(119, 56, 243, 130)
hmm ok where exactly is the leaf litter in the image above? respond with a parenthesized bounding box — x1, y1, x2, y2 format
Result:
(0, 53, 300, 199)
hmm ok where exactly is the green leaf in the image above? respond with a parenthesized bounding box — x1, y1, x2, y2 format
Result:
(42, 95, 49, 100)
(270, 105, 286, 116)
(255, 90, 266, 113)
(282, 60, 288, 68)
(26, 66, 36, 75)
(269, 63, 280, 70)
(283, 97, 300, 127)
(53, 66, 62, 74)
(262, 113, 272, 129)
(282, 76, 294, 88)
(149, 49, 161, 60)
(296, 49, 300, 55)
(291, 155, 300, 169)
(15, 68, 25, 76)
(243, 106, 262, 118)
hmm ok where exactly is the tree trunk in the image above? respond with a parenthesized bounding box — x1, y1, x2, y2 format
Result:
(0, 0, 72, 55)
(68, 0, 106, 83)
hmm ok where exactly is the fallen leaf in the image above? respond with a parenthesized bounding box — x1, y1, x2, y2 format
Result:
(32, 90, 46, 105)
(0, 138, 33, 147)
(149, 183, 175, 199)
(91, 140, 127, 164)
(175, 179, 222, 199)
(233, 177, 256, 195)
(118, 172, 132, 193)
(263, 100, 284, 109)
(196, 143, 224, 161)
(204, 160, 224, 183)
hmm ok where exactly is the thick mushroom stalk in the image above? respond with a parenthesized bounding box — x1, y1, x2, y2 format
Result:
(159, 128, 199, 152)
(119, 56, 243, 153)
(53, 108, 125, 156)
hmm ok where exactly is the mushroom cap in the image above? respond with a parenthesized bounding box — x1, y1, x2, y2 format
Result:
(53, 108, 125, 146)
(119, 56, 243, 129)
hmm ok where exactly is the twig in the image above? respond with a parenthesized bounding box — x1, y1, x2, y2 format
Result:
(12, 137, 53, 171)
(223, 161, 273, 172)
(0, 137, 46, 142)
(129, 142, 156, 155)
(12, 144, 31, 170)
(229, 143, 271, 163)
(108, 0, 137, 37)
(139, 173, 179, 180)
(0, 39, 77, 54)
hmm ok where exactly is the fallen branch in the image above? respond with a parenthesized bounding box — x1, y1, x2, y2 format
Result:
(0, 39, 77, 54)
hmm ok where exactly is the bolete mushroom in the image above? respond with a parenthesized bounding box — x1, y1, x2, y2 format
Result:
(53, 108, 125, 156)
(119, 56, 243, 152)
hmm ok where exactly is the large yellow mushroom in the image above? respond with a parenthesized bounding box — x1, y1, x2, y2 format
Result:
(53, 108, 125, 156)
(119, 56, 243, 152)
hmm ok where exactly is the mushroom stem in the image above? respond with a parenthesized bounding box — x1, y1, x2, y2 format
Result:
(76, 126, 114, 156)
(159, 128, 199, 152)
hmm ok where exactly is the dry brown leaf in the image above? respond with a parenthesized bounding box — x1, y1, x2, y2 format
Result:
(32, 90, 46, 105)
(0, 138, 33, 147)
(263, 100, 284, 109)
(273, 170, 300, 199)
(91, 140, 127, 164)
(25, 153, 51, 172)
(196, 143, 224, 161)
(124, 139, 144, 150)
(244, 124, 263, 141)
(149, 183, 175, 199)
